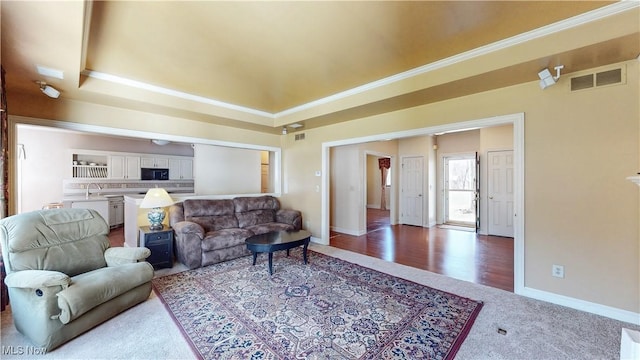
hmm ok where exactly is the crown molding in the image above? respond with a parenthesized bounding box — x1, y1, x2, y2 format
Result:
(80, 1, 638, 124)
(80, 69, 275, 119)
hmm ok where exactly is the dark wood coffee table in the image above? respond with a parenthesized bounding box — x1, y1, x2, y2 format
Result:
(245, 230, 311, 275)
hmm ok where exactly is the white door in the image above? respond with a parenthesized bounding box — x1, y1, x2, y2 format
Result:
(488, 150, 514, 237)
(401, 156, 424, 226)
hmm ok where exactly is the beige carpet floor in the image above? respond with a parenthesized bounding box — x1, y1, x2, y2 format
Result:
(1, 244, 638, 359)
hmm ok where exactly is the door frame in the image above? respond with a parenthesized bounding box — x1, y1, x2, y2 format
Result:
(363, 151, 396, 231)
(441, 152, 477, 227)
(321, 112, 525, 294)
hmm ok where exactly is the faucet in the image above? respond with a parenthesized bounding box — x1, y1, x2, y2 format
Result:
(85, 183, 102, 199)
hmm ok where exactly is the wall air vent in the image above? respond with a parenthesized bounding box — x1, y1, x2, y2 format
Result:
(596, 68, 622, 86)
(571, 74, 594, 91)
(570, 66, 625, 92)
(295, 133, 305, 141)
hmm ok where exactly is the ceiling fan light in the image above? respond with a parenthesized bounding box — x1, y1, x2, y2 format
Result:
(151, 139, 170, 146)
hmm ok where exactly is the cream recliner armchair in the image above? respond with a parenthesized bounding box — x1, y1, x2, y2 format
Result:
(0, 208, 154, 350)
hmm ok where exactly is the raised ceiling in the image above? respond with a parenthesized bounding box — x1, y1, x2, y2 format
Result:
(2, 1, 639, 133)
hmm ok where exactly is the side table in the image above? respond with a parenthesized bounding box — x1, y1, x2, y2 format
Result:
(139, 225, 174, 269)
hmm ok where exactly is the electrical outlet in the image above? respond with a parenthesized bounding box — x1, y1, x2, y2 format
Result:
(552, 264, 565, 278)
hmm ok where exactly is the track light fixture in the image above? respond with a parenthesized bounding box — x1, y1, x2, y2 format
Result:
(35, 80, 60, 98)
(282, 127, 288, 135)
(538, 65, 564, 90)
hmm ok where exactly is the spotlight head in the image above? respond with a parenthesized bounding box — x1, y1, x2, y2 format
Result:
(537, 68, 556, 90)
(35, 80, 60, 98)
(538, 68, 552, 81)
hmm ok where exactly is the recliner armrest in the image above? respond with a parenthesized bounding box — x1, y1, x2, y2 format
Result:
(276, 209, 302, 230)
(5, 270, 71, 289)
(173, 221, 204, 239)
(105, 247, 151, 266)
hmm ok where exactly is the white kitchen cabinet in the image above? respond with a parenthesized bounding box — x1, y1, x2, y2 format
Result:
(141, 156, 169, 168)
(108, 196, 125, 228)
(169, 158, 193, 180)
(71, 152, 108, 179)
(109, 155, 141, 179)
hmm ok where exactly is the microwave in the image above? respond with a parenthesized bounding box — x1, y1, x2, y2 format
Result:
(141, 168, 169, 180)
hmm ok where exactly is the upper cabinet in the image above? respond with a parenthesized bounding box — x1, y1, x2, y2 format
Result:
(169, 158, 193, 180)
(141, 156, 169, 168)
(71, 150, 191, 180)
(110, 155, 141, 180)
(71, 152, 109, 179)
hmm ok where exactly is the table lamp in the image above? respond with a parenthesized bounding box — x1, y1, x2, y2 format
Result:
(139, 188, 174, 230)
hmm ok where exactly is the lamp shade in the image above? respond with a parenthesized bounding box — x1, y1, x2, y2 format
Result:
(139, 188, 174, 209)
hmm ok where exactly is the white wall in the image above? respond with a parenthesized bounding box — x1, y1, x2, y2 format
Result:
(330, 145, 362, 235)
(15, 124, 194, 212)
(193, 144, 261, 194)
(398, 135, 435, 227)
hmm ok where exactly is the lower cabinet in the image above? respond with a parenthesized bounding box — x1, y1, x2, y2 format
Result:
(108, 196, 124, 228)
(139, 226, 173, 269)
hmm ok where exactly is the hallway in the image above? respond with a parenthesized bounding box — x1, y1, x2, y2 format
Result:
(330, 208, 514, 292)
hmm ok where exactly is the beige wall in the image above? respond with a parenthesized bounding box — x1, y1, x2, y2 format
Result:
(282, 60, 638, 313)
(8, 60, 639, 315)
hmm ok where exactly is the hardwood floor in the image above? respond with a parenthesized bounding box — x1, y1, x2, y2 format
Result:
(108, 226, 125, 247)
(330, 208, 514, 292)
(109, 209, 514, 292)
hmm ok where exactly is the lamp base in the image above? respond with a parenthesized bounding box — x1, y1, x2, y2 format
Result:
(147, 207, 166, 231)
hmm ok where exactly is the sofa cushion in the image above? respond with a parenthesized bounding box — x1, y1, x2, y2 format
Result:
(183, 199, 238, 231)
(56, 262, 154, 324)
(201, 228, 254, 252)
(236, 209, 276, 229)
(184, 199, 235, 217)
(233, 196, 280, 213)
(243, 222, 294, 236)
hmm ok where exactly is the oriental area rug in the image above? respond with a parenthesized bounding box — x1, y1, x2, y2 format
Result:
(152, 249, 483, 359)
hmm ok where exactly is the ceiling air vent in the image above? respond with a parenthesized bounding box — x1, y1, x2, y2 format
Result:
(295, 133, 305, 141)
(570, 66, 624, 92)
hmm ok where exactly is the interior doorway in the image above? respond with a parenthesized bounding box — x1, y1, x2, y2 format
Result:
(443, 153, 477, 227)
(322, 113, 524, 293)
(365, 153, 392, 233)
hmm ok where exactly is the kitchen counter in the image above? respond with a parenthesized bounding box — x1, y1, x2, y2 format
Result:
(62, 195, 126, 229)
(62, 194, 124, 202)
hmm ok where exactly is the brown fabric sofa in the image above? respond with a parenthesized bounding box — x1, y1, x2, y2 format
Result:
(168, 195, 302, 269)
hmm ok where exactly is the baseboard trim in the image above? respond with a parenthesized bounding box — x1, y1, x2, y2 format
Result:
(329, 226, 366, 236)
(520, 286, 640, 325)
